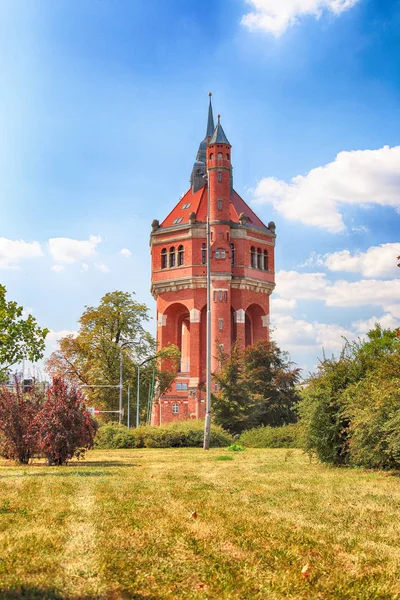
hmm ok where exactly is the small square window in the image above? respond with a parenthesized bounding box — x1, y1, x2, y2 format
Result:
(172, 403, 179, 414)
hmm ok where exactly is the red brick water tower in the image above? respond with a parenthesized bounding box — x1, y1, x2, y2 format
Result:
(150, 96, 276, 425)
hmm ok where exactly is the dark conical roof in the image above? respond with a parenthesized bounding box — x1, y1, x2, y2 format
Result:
(210, 115, 230, 145)
(206, 94, 215, 138)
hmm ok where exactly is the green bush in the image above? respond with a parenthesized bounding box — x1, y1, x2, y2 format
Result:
(95, 420, 233, 449)
(94, 422, 136, 449)
(346, 353, 400, 469)
(239, 424, 300, 448)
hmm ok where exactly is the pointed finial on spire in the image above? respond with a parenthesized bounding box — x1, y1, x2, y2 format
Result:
(206, 94, 215, 138)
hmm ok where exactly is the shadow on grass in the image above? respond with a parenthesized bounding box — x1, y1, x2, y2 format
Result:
(68, 461, 138, 468)
(0, 471, 114, 479)
(0, 588, 158, 600)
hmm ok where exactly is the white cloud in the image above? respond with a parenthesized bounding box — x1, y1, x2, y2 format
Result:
(251, 146, 400, 232)
(271, 297, 297, 313)
(0, 238, 43, 269)
(95, 262, 109, 273)
(275, 269, 400, 315)
(241, 0, 362, 36)
(51, 264, 64, 272)
(81, 263, 89, 272)
(48, 235, 101, 264)
(322, 243, 400, 277)
(119, 248, 132, 258)
(352, 313, 400, 335)
(272, 314, 355, 355)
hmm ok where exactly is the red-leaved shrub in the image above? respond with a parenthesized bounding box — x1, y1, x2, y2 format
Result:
(0, 379, 42, 464)
(35, 378, 98, 465)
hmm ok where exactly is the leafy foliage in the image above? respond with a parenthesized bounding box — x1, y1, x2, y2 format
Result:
(0, 285, 48, 375)
(46, 290, 179, 417)
(240, 424, 300, 448)
(0, 379, 42, 463)
(212, 341, 301, 435)
(298, 325, 400, 467)
(0, 378, 97, 465)
(34, 378, 98, 465)
(95, 420, 233, 449)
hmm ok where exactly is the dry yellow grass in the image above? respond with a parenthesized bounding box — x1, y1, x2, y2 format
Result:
(1, 448, 400, 599)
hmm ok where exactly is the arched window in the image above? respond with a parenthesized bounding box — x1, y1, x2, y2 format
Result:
(201, 243, 206, 265)
(209, 153, 214, 160)
(257, 248, 262, 269)
(169, 247, 176, 268)
(250, 247, 256, 268)
(226, 153, 230, 160)
(230, 243, 235, 265)
(263, 249, 268, 270)
(217, 152, 223, 160)
(217, 199, 223, 211)
(215, 249, 220, 259)
(178, 245, 184, 266)
(218, 171, 222, 182)
(161, 248, 167, 269)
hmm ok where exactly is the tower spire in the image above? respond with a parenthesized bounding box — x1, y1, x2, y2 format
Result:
(210, 114, 230, 145)
(206, 93, 215, 139)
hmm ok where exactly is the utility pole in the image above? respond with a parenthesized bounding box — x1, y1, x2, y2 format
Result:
(203, 169, 212, 450)
(119, 352, 123, 425)
(136, 365, 140, 428)
(127, 386, 130, 429)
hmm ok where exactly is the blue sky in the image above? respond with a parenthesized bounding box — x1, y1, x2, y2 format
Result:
(1, 0, 399, 375)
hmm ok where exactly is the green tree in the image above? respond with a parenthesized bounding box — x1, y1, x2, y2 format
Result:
(46, 291, 179, 419)
(0, 285, 48, 377)
(212, 340, 301, 435)
(212, 345, 250, 434)
(243, 340, 301, 429)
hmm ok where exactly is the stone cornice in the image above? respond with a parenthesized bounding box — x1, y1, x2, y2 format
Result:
(151, 274, 275, 298)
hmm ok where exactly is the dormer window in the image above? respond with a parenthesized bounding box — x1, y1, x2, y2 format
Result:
(173, 217, 183, 225)
(182, 203, 191, 210)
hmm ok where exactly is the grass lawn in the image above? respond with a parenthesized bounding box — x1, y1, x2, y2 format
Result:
(1, 448, 400, 599)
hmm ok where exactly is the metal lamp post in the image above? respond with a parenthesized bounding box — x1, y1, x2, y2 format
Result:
(203, 169, 212, 451)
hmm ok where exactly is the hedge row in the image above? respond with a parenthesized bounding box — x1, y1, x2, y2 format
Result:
(239, 424, 300, 448)
(95, 420, 233, 449)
